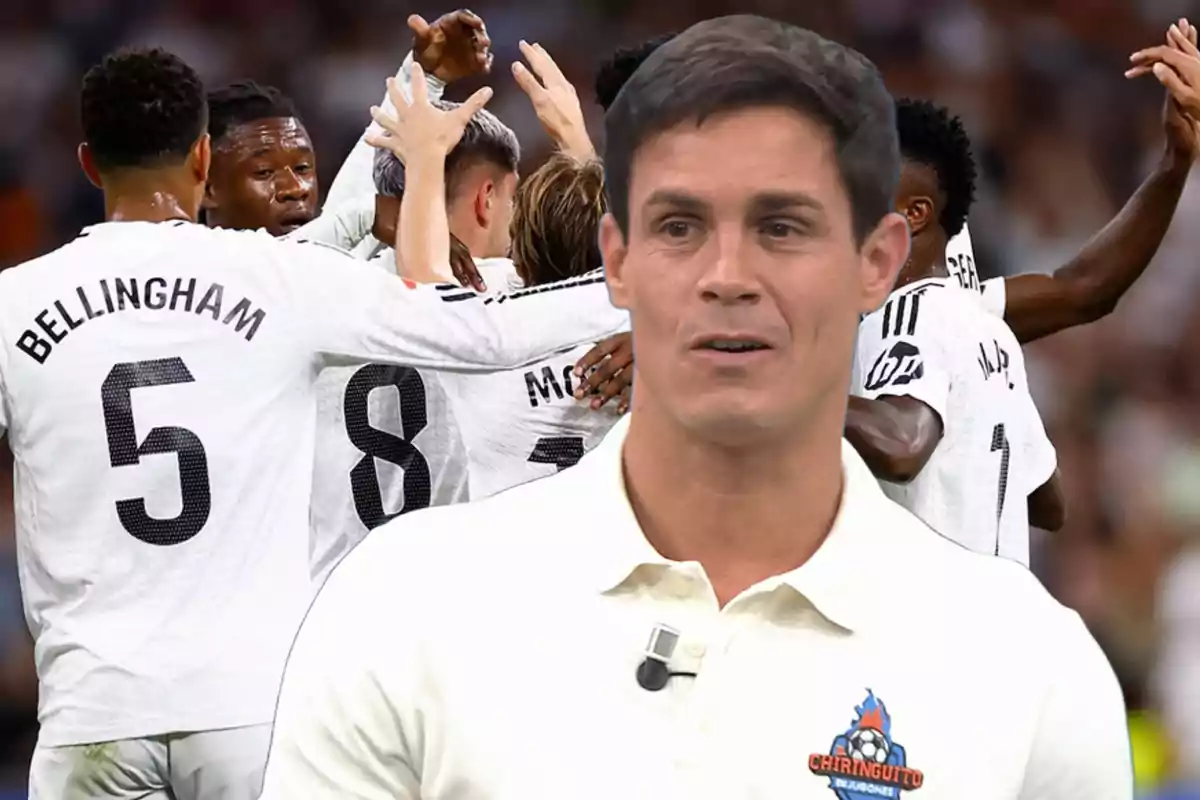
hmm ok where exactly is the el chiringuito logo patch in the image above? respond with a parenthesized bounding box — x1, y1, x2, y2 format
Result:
(808, 690, 925, 799)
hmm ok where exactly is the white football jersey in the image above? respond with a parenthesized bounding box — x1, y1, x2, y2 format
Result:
(945, 223, 980, 292)
(0, 220, 628, 746)
(438, 259, 620, 498)
(852, 279, 1056, 564)
(979, 276, 1007, 318)
(308, 255, 524, 584)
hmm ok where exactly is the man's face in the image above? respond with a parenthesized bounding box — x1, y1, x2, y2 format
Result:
(600, 107, 907, 444)
(204, 117, 318, 236)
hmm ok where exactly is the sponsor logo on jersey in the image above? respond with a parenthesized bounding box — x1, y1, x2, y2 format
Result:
(808, 690, 924, 799)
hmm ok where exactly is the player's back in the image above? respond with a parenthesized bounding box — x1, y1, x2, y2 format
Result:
(852, 279, 1053, 561)
(443, 341, 620, 499)
(0, 221, 340, 745)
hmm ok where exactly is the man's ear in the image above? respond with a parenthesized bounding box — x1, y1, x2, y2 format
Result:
(900, 195, 935, 237)
(599, 213, 630, 310)
(474, 179, 495, 228)
(191, 133, 212, 184)
(857, 211, 909, 315)
(77, 143, 102, 189)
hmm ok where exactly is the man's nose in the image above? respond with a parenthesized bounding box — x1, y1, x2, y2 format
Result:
(695, 230, 760, 304)
(275, 169, 311, 202)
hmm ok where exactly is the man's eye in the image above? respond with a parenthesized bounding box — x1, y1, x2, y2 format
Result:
(661, 220, 693, 238)
(252, 169, 273, 179)
(294, 164, 313, 174)
(760, 219, 802, 238)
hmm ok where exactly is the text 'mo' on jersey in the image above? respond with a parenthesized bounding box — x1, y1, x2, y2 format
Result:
(0, 220, 629, 746)
(851, 279, 1056, 564)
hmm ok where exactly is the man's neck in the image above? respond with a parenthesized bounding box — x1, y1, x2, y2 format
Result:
(895, 236, 948, 289)
(620, 395, 845, 607)
(102, 173, 197, 224)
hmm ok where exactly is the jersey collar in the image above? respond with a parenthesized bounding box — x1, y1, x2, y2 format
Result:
(578, 416, 894, 633)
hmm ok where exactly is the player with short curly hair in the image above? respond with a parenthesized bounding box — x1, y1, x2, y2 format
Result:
(79, 47, 208, 176)
(894, 97, 976, 246)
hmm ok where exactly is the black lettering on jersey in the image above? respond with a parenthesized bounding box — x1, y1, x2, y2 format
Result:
(879, 293, 921, 339)
(947, 254, 980, 292)
(144, 277, 168, 310)
(525, 364, 576, 407)
(170, 278, 196, 312)
(17, 278, 267, 365)
(114, 278, 141, 310)
(977, 340, 1013, 389)
(864, 341, 924, 392)
(195, 282, 223, 320)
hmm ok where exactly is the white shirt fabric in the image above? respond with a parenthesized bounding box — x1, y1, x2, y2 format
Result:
(944, 223, 980, 292)
(430, 257, 620, 499)
(260, 416, 1132, 800)
(980, 276, 1007, 318)
(0, 220, 629, 746)
(852, 279, 1056, 564)
(307, 256, 523, 584)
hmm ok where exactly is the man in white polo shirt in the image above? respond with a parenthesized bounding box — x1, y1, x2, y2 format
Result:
(260, 16, 1131, 799)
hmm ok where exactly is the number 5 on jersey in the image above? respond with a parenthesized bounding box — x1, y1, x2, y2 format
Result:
(101, 358, 212, 546)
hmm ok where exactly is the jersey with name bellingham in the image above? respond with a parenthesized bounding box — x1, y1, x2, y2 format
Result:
(0, 220, 629, 746)
(307, 255, 524, 583)
(852, 280, 1056, 563)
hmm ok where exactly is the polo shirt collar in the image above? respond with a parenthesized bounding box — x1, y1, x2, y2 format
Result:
(580, 415, 893, 633)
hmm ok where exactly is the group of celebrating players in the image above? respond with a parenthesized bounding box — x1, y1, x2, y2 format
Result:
(0, 5, 1197, 798)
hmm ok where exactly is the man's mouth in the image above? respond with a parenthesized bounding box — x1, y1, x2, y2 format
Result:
(695, 337, 772, 353)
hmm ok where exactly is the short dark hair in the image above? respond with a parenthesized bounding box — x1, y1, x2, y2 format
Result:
(80, 47, 208, 172)
(594, 33, 677, 111)
(895, 98, 976, 238)
(604, 16, 899, 244)
(371, 101, 521, 201)
(511, 153, 606, 286)
(208, 80, 301, 145)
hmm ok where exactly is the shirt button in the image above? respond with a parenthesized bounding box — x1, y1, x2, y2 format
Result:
(685, 641, 706, 658)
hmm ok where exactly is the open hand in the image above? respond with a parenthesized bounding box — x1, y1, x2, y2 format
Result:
(365, 65, 493, 161)
(511, 40, 595, 161)
(1128, 19, 1200, 158)
(410, 9, 493, 84)
(573, 332, 633, 414)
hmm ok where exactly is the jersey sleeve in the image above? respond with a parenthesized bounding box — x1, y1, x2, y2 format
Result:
(323, 53, 447, 210)
(258, 557, 419, 799)
(283, 241, 631, 371)
(286, 195, 376, 251)
(979, 277, 1007, 318)
(1017, 609, 1133, 800)
(853, 292, 951, 421)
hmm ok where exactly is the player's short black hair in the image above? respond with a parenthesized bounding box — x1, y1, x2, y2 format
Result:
(80, 47, 208, 172)
(604, 16, 899, 244)
(207, 80, 301, 145)
(594, 32, 678, 111)
(895, 98, 976, 238)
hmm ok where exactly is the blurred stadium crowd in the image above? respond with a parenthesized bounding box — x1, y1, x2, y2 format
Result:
(0, 0, 1198, 795)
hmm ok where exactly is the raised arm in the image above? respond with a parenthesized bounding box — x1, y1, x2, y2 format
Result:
(1002, 21, 1198, 344)
(323, 9, 491, 210)
(285, 239, 629, 372)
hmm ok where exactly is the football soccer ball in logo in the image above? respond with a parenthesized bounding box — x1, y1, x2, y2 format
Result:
(848, 728, 890, 764)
